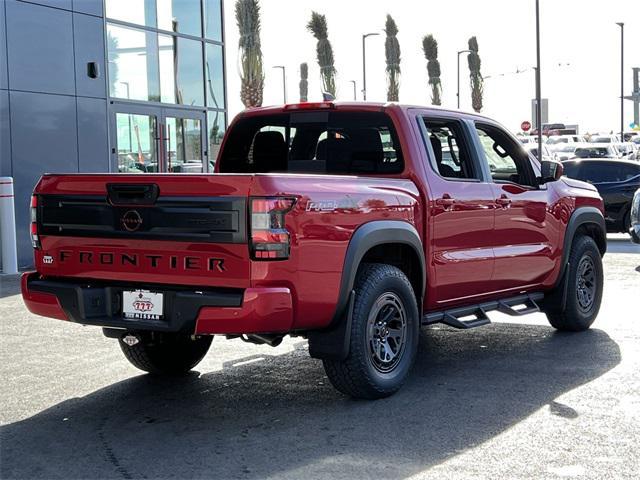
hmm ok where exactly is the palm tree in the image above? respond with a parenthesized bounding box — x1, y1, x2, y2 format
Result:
(467, 36, 483, 112)
(299, 62, 308, 102)
(307, 12, 337, 96)
(384, 15, 401, 102)
(422, 34, 442, 105)
(236, 0, 264, 108)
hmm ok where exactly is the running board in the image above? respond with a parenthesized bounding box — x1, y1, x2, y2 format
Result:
(422, 293, 544, 329)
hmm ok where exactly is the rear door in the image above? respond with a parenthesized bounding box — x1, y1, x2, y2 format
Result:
(415, 113, 496, 307)
(473, 122, 559, 291)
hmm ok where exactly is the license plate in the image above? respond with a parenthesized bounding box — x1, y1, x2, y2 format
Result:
(122, 290, 164, 320)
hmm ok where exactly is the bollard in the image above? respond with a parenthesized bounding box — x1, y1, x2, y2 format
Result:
(0, 177, 18, 274)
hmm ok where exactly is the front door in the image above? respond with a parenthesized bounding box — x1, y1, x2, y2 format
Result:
(473, 122, 559, 292)
(111, 104, 207, 173)
(416, 113, 496, 308)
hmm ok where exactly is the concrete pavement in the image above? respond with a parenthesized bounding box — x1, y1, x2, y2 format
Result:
(1, 236, 638, 479)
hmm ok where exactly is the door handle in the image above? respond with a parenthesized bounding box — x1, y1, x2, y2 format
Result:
(436, 194, 455, 208)
(495, 195, 512, 207)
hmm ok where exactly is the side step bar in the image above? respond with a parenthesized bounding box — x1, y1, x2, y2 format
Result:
(422, 293, 544, 330)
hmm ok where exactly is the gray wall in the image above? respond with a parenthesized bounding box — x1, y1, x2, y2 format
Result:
(1, 0, 108, 269)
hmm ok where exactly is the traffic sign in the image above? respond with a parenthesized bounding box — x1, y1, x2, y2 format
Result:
(521, 121, 532, 132)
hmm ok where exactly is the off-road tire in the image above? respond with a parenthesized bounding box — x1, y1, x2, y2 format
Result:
(119, 333, 213, 374)
(323, 263, 420, 399)
(546, 235, 603, 331)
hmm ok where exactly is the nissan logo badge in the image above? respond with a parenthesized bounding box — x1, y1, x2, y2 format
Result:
(122, 210, 143, 232)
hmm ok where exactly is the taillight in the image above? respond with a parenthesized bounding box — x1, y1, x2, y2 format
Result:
(250, 197, 295, 260)
(30, 195, 40, 249)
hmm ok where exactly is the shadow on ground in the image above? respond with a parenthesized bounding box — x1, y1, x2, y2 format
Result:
(0, 324, 620, 479)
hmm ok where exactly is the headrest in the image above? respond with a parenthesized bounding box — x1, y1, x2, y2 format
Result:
(252, 131, 287, 172)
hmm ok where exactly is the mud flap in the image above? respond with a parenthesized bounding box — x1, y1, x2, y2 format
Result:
(308, 290, 355, 361)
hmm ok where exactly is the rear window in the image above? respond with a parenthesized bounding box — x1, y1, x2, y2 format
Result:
(574, 147, 612, 158)
(218, 111, 403, 175)
(564, 161, 640, 183)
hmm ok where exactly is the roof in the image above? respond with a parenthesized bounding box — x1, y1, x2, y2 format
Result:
(238, 101, 494, 122)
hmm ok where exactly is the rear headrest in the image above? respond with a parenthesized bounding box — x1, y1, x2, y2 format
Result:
(252, 131, 287, 172)
(349, 128, 384, 172)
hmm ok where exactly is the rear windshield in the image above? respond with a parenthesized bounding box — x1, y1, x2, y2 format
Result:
(218, 111, 403, 175)
(574, 147, 611, 158)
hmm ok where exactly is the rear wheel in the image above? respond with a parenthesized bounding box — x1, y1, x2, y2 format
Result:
(119, 333, 212, 374)
(546, 235, 603, 331)
(322, 263, 419, 399)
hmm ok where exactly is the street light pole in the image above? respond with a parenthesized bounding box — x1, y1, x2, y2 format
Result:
(349, 80, 357, 100)
(273, 66, 286, 104)
(457, 49, 472, 109)
(362, 32, 379, 101)
(535, 0, 542, 161)
(616, 22, 624, 141)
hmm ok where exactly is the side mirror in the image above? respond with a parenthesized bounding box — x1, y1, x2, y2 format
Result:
(539, 159, 564, 184)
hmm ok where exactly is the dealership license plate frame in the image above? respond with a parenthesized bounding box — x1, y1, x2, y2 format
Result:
(122, 289, 164, 320)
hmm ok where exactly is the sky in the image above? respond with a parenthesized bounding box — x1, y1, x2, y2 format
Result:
(222, 0, 639, 134)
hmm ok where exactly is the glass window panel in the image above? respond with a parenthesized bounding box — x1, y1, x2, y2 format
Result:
(157, 0, 202, 37)
(208, 111, 226, 167)
(205, 43, 224, 109)
(166, 117, 203, 173)
(115, 113, 158, 173)
(105, 0, 157, 28)
(107, 24, 160, 102)
(159, 35, 204, 106)
(204, 0, 223, 41)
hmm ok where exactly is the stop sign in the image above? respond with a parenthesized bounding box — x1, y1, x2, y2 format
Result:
(521, 121, 532, 132)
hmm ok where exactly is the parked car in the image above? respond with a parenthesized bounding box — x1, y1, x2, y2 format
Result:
(22, 102, 607, 399)
(615, 143, 638, 160)
(547, 134, 584, 148)
(630, 188, 640, 243)
(562, 159, 640, 233)
(518, 135, 537, 144)
(524, 142, 555, 161)
(589, 134, 620, 144)
(531, 123, 566, 136)
(573, 145, 620, 159)
(554, 144, 580, 161)
(623, 131, 639, 142)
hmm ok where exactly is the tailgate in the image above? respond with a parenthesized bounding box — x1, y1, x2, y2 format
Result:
(33, 174, 253, 288)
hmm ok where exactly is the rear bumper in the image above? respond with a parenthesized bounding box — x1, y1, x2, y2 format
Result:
(21, 273, 293, 335)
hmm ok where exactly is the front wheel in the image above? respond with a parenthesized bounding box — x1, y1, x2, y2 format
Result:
(322, 263, 419, 399)
(546, 235, 603, 331)
(119, 332, 212, 374)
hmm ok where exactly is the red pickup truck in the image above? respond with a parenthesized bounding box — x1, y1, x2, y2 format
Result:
(22, 102, 606, 399)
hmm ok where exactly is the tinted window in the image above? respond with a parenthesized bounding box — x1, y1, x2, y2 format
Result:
(562, 162, 581, 179)
(574, 147, 613, 158)
(219, 111, 403, 175)
(568, 162, 640, 183)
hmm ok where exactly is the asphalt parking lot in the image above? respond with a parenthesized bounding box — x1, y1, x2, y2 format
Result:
(1, 235, 638, 480)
